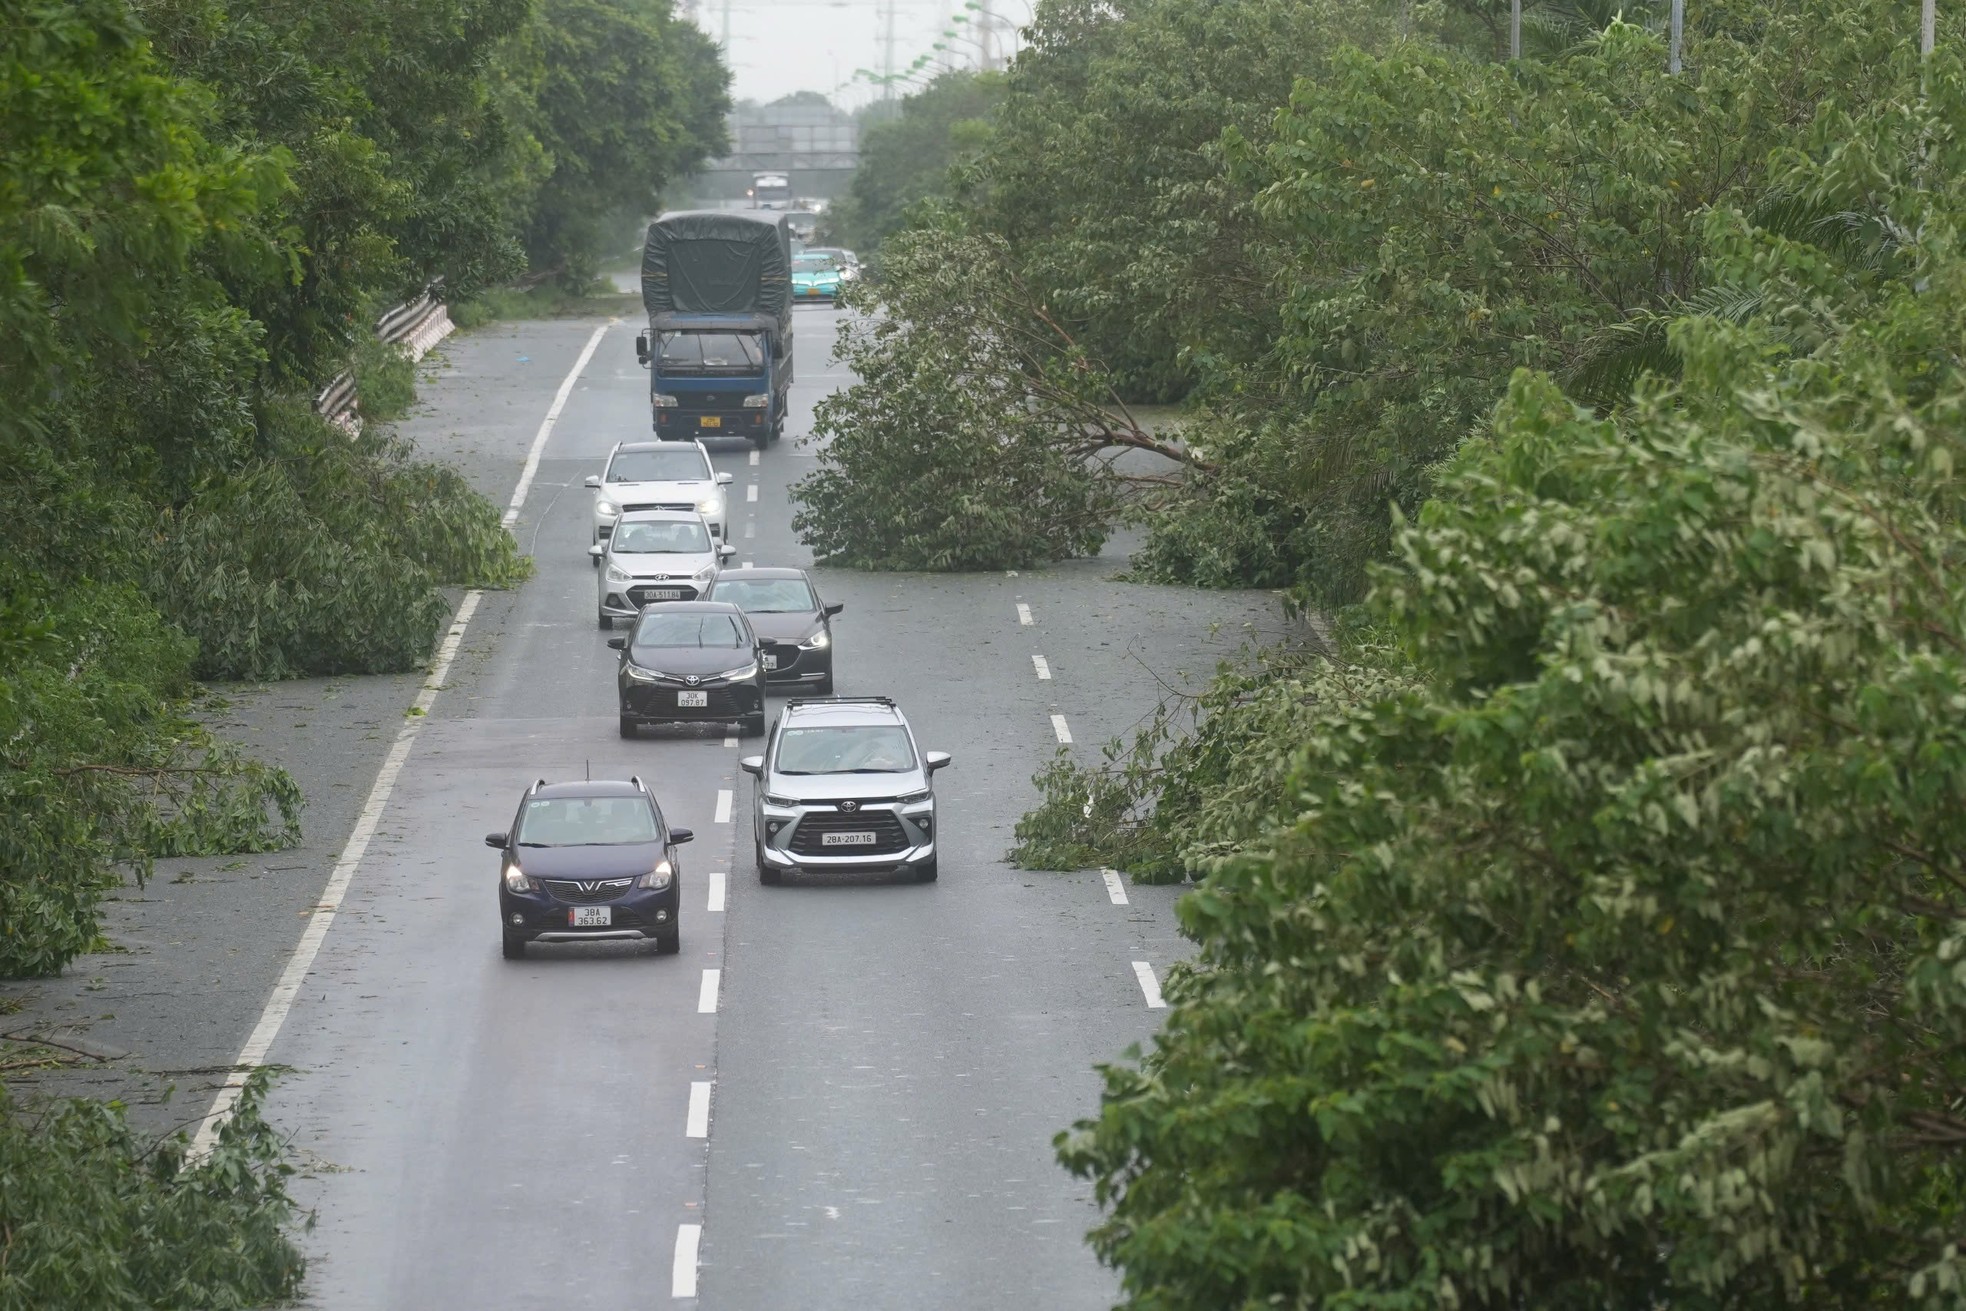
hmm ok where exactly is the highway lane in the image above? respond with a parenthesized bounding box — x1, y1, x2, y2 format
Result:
(250, 302, 1275, 1307)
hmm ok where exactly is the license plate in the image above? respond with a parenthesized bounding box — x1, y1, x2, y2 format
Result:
(699, 416, 721, 428)
(646, 588, 683, 600)
(678, 690, 708, 707)
(569, 906, 611, 927)
(822, 831, 878, 846)
(762, 654, 779, 670)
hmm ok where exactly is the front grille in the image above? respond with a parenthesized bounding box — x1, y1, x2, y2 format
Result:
(541, 878, 636, 904)
(622, 502, 695, 514)
(760, 641, 801, 671)
(788, 810, 909, 857)
(629, 584, 700, 606)
(680, 391, 747, 410)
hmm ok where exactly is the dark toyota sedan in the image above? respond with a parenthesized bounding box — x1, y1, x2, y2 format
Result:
(487, 778, 691, 959)
(609, 601, 766, 738)
(703, 567, 842, 693)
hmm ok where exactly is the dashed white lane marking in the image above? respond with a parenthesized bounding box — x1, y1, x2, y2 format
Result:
(743, 521, 755, 538)
(714, 789, 732, 824)
(746, 483, 759, 503)
(672, 1224, 702, 1297)
(1032, 654, 1051, 680)
(1132, 961, 1167, 1009)
(723, 735, 737, 748)
(707, 871, 727, 914)
(1051, 714, 1073, 744)
(741, 561, 753, 569)
(1102, 869, 1128, 905)
(190, 590, 487, 1155)
(1017, 602, 1033, 626)
(502, 324, 609, 529)
(686, 1082, 712, 1138)
(748, 450, 759, 467)
(698, 969, 721, 1014)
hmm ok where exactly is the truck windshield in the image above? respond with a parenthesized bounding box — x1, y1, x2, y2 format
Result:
(658, 332, 764, 375)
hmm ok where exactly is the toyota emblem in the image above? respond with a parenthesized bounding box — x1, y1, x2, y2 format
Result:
(686, 675, 701, 686)
(840, 800, 860, 813)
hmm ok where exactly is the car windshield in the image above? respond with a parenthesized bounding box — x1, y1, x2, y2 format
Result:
(794, 254, 839, 271)
(515, 796, 659, 846)
(607, 449, 710, 482)
(774, 725, 916, 774)
(612, 519, 709, 553)
(709, 578, 815, 613)
(633, 613, 747, 648)
(659, 332, 763, 373)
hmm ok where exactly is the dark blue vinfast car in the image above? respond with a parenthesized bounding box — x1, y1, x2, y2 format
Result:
(487, 778, 692, 959)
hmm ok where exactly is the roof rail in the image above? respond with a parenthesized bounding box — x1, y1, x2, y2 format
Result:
(786, 695, 896, 710)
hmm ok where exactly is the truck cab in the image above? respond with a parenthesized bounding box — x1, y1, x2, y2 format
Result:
(636, 323, 779, 446)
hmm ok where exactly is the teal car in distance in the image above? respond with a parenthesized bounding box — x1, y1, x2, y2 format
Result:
(791, 250, 855, 302)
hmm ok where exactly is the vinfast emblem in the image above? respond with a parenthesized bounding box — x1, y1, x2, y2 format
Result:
(578, 881, 598, 893)
(839, 800, 860, 813)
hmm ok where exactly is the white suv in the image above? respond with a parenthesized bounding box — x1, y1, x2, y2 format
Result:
(739, 697, 950, 885)
(586, 440, 732, 558)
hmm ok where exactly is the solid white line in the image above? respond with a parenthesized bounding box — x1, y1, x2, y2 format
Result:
(1102, 869, 1128, 905)
(748, 450, 760, 467)
(707, 871, 727, 913)
(1051, 714, 1073, 745)
(698, 969, 721, 1014)
(1017, 602, 1033, 626)
(745, 483, 759, 503)
(1032, 654, 1051, 681)
(1132, 961, 1166, 1009)
(502, 324, 609, 529)
(672, 1224, 702, 1297)
(686, 1081, 712, 1138)
(714, 789, 733, 824)
(189, 591, 485, 1156)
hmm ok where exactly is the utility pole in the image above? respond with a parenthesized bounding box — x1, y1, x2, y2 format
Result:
(1669, 0, 1683, 72)
(1510, 0, 1520, 59)
(719, 0, 731, 56)
(1923, 0, 1936, 54)
(882, 0, 898, 100)
(980, 0, 996, 72)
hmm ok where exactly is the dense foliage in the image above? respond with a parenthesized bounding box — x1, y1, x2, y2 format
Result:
(0, 1073, 305, 1308)
(822, 70, 1003, 256)
(1, 0, 723, 980)
(1040, 33, 1966, 1309)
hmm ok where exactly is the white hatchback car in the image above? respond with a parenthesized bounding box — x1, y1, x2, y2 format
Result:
(591, 510, 736, 630)
(586, 441, 733, 557)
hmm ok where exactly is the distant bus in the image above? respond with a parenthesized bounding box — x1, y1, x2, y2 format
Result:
(750, 173, 792, 209)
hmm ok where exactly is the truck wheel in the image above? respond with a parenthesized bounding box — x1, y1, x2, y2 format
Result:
(751, 430, 768, 451)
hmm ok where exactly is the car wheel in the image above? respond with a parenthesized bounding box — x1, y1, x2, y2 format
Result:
(652, 925, 680, 955)
(742, 711, 766, 737)
(597, 609, 611, 631)
(618, 714, 636, 740)
(916, 857, 938, 884)
(757, 843, 781, 885)
(501, 935, 526, 960)
(814, 670, 834, 696)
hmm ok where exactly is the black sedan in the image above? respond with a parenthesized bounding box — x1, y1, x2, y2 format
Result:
(702, 567, 842, 694)
(608, 601, 766, 737)
(487, 777, 692, 959)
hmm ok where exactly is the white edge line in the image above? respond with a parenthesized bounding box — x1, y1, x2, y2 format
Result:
(686, 1082, 712, 1139)
(707, 871, 727, 914)
(1102, 869, 1129, 905)
(672, 1223, 702, 1297)
(1132, 960, 1167, 1009)
(190, 590, 484, 1155)
(698, 968, 721, 1013)
(714, 789, 733, 824)
(1050, 713, 1073, 745)
(502, 323, 609, 529)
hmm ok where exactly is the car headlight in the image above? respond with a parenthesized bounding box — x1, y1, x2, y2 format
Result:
(718, 662, 759, 681)
(652, 393, 678, 408)
(606, 564, 631, 583)
(762, 793, 796, 807)
(694, 564, 717, 582)
(798, 630, 830, 650)
(625, 664, 662, 682)
(637, 860, 674, 890)
(741, 394, 769, 408)
(596, 498, 620, 517)
(502, 864, 534, 892)
(897, 789, 931, 805)
(696, 497, 721, 514)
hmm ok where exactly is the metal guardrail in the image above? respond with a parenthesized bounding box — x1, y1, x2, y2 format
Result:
(314, 282, 456, 429)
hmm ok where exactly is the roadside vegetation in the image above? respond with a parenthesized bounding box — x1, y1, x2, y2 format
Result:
(815, 0, 1966, 1302)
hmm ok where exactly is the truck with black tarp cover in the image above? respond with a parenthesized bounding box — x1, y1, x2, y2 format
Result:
(635, 211, 793, 448)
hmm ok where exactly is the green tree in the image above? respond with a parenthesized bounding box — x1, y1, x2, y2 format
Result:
(824, 70, 1002, 255)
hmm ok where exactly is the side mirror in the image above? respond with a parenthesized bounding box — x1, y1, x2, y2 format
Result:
(718, 544, 737, 560)
(484, 832, 509, 849)
(588, 543, 605, 559)
(739, 755, 764, 777)
(924, 751, 952, 773)
(669, 827, 695, 846)
(823, 602, 844, 617)
(634, 333, 650, 366)
(584, 474, 601, 489)
(716, 471, 734, 486)
(606, 636, 626, 650)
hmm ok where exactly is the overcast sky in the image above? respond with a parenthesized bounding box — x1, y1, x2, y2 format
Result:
(692, 0, 1031, 109)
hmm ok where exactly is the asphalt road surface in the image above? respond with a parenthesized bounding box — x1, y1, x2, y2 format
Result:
(240, 304, 1279, 1308)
